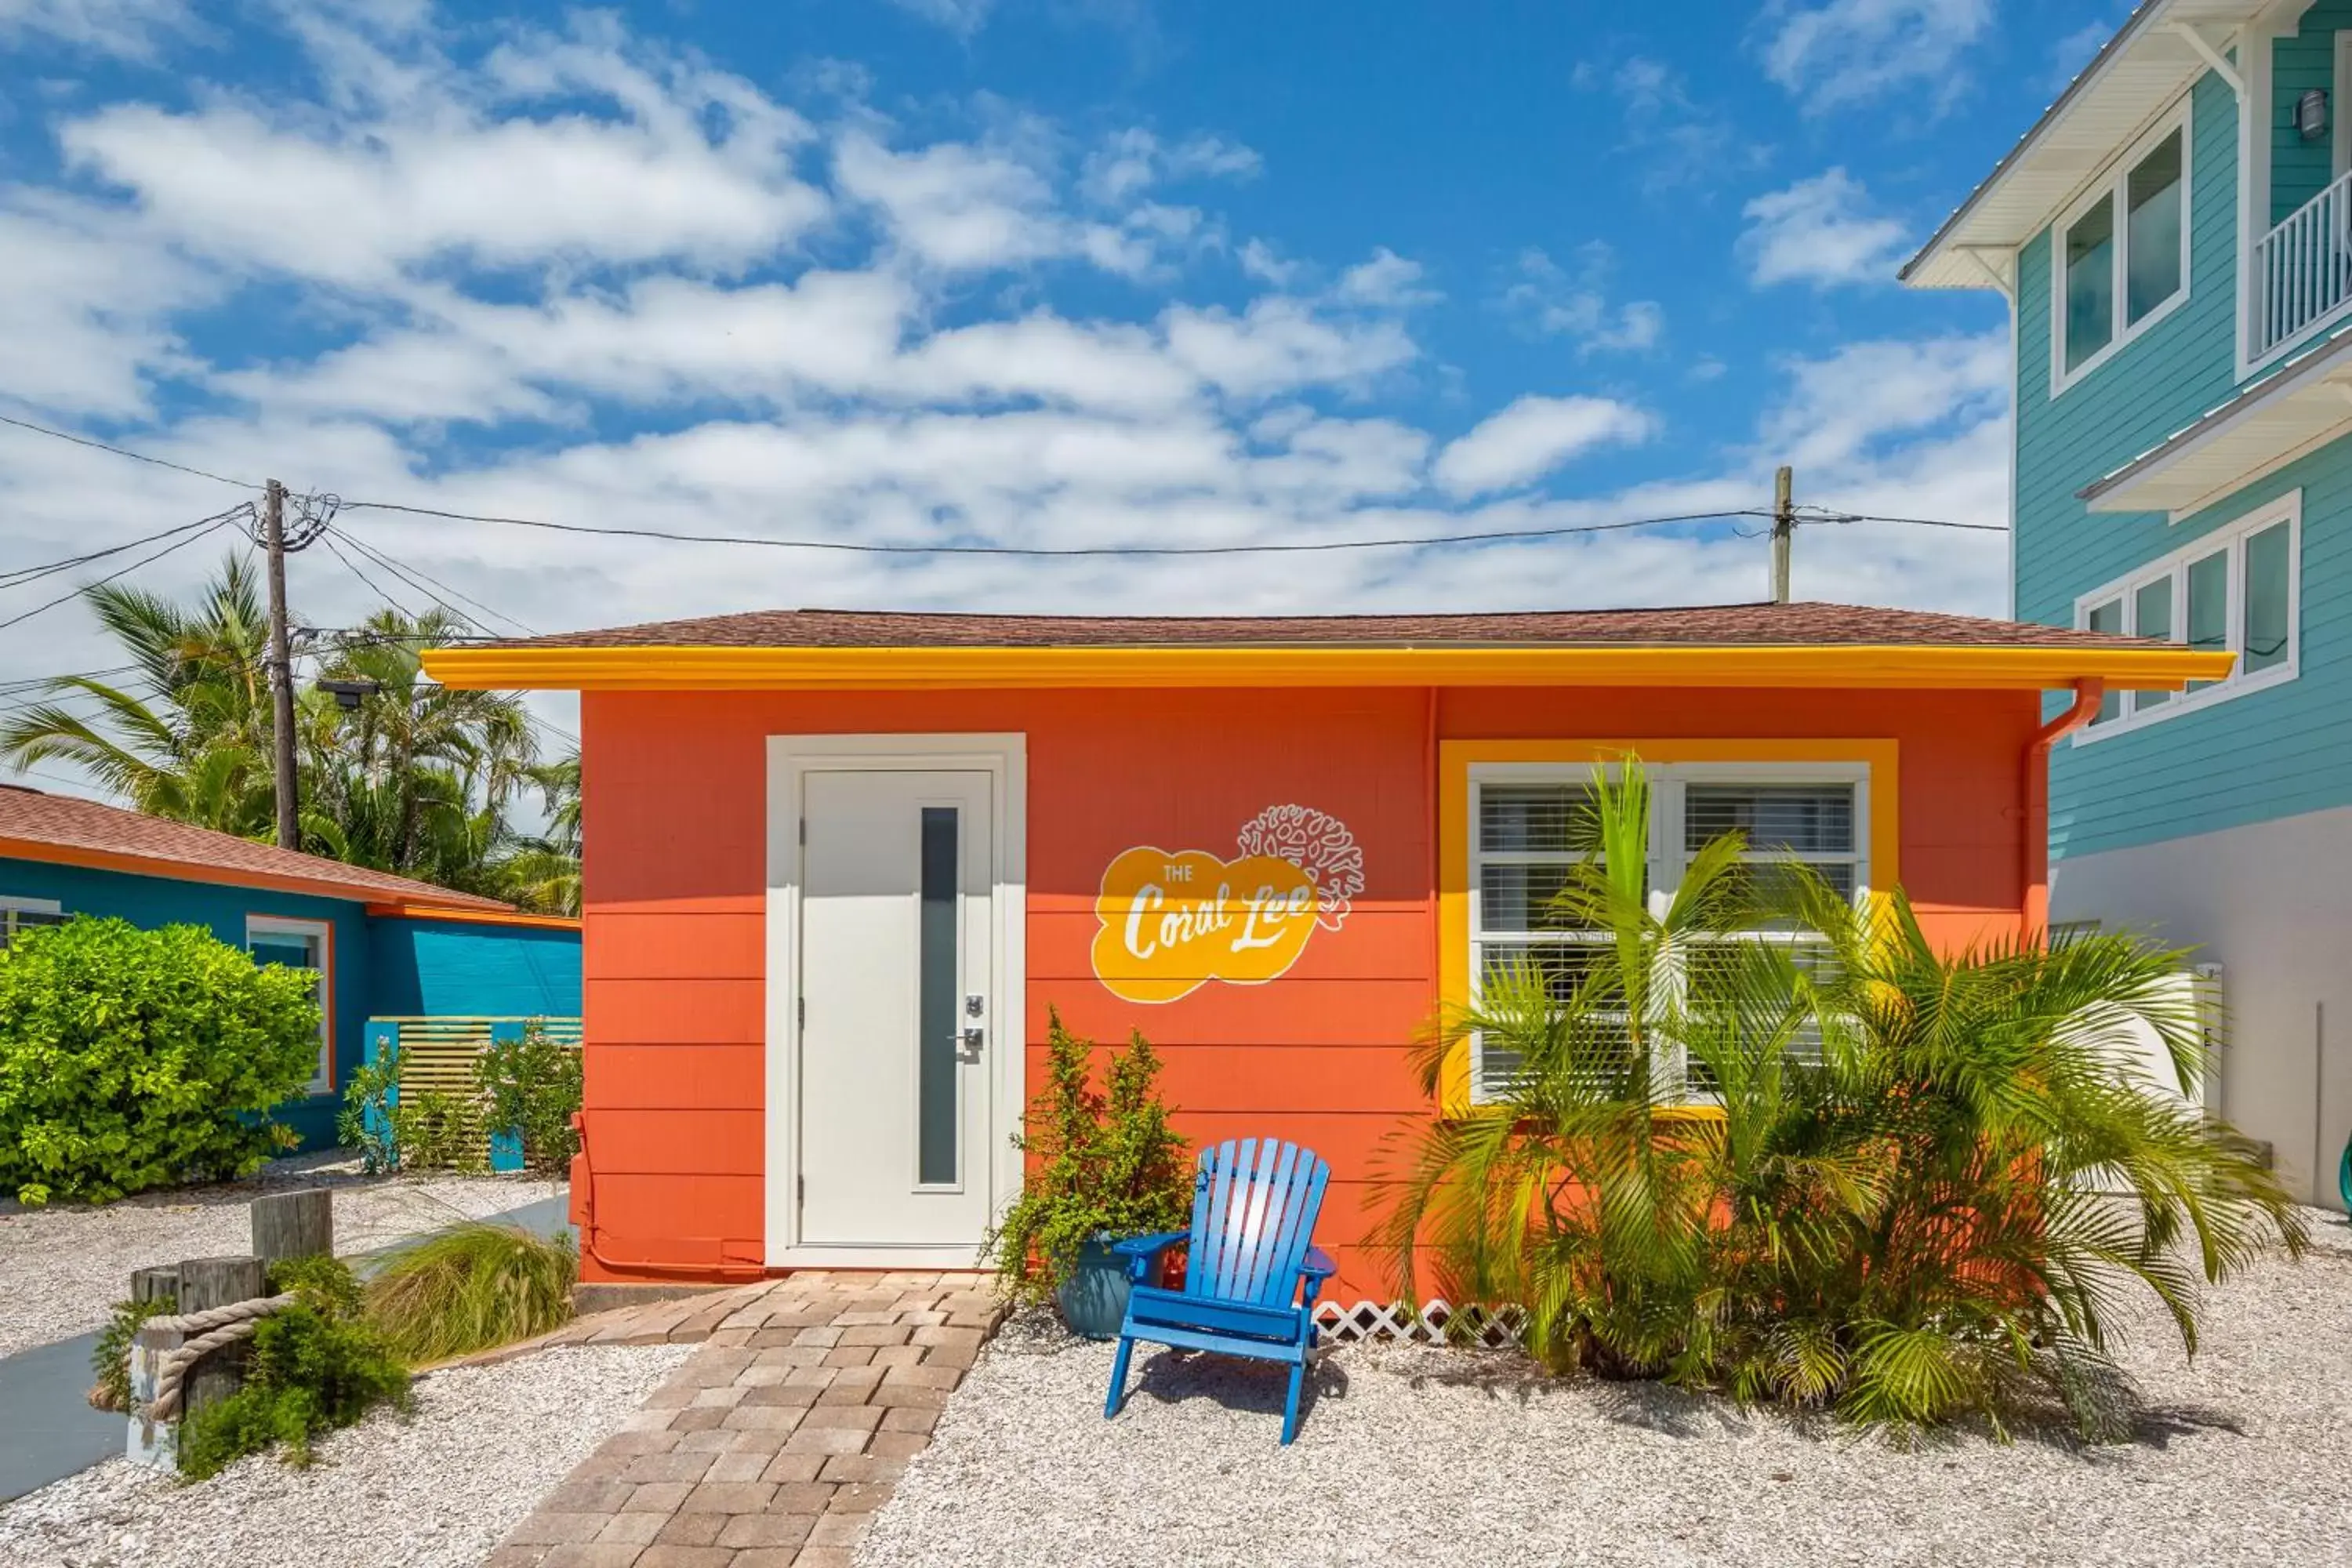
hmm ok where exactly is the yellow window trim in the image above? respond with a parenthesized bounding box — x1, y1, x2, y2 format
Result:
(421, 644, 2226, 693)
(1436, 739, 1900, 1113)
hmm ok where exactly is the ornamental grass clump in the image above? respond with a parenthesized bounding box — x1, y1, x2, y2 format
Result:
(983, 1009, 1192, 1305)
(1375, 759, 2304, 1439)
(365, 1221, 577, 1363)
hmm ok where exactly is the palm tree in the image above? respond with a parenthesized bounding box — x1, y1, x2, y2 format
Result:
(1376, 758, 2303, 1435)
(490, 752, 582, 916)
(0, 554, 277, 834)
(303, 610, 539, 892)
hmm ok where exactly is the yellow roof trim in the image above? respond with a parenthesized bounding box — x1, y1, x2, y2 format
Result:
(423, 642, 2230, 693)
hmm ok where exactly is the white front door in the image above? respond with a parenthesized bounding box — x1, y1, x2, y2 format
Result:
(797, 768, 995, 1248)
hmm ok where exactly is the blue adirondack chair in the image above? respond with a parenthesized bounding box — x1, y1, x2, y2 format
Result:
(1102, 1138, 1334, 1444)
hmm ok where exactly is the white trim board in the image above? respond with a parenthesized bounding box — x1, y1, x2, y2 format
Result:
(763, 732, 1028, 1270)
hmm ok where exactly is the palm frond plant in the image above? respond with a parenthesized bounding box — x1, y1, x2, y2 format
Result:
(1375, 757, 2303, 1436)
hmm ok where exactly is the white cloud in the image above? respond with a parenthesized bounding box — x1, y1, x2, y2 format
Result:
(64, 37, 826, 285)
(1161, 296, 1417, 401)
(1080, 129, 1259, 206)
(882, 0, 994, 38)
(1334, 248, 1437, 309)
(0, 0, 193, 59)
(1579, 55, 1765, 194)
(1740, 169, 1908, 287)
(1759, 0, 1994, 112)
(1433, 396, 1656, 498)
(1501, 245, 1664, 353)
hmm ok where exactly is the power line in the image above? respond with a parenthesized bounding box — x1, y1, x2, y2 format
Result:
(339, 500, 1790, 557)
(336, 526, 539, 637)
(0, 509, 255, 593)
(320, 533, 423, 620)
(0, 516, 236, 637)
(0, 413, 259, 492)
(1795, 507, 2010, 534)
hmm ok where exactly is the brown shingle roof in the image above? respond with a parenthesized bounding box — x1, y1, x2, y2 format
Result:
(494, 602, 2161, 652)
(0, 787, 510, 911)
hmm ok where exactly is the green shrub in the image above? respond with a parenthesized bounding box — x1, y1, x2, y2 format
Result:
(1377, 759, 2305, 1439)
(89, 1291, 176, 1413)
(176, 1256, 408, 1479)
(365, 1222, 577, 1363)
(982, 1010, 1191, 1306)
(336, 1047, 488, 1174)
(0, 917, 318, 1204)
(477, 1022, 582, 1173)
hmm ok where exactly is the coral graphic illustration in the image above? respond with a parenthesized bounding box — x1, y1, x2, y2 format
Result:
(1091, 804, 1367, 1004)
(1234, 804, 1365, 933)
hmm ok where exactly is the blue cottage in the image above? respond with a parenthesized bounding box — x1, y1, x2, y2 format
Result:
(0, 782, 581, 1149)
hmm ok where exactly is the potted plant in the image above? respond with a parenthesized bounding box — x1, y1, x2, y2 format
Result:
(983, 1008, 1192, 1337)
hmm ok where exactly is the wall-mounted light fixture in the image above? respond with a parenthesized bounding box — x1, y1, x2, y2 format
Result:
(2297, 87, 2330, 142)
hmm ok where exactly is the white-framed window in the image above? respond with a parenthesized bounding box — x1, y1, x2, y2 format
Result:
(2051, 108, 2190, 394)
(248, 916, 332, 1093)
(1466, 762, 1870, 1103)
(0, 895, 64, 950)
(2074, 490, 2300, 739)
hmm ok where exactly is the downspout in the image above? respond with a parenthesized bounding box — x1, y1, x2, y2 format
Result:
(1425, 685, 1439, 1003)
(2021, 680, 2104, 944)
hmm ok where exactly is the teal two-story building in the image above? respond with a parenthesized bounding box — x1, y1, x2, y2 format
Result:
(1904, 0, 2352, 1205)
(0, 782, 581, 1149)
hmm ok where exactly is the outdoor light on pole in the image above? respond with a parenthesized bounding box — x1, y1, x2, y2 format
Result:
(315, 678, 381, 712)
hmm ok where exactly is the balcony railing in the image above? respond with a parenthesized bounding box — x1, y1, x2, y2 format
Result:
(2254, 168, 2352, 361)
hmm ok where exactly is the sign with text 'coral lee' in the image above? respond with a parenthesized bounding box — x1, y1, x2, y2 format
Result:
(1090, 804, 1366, 1004)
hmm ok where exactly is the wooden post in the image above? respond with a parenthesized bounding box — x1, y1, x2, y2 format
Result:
(130, 1265, 180, 1306)
(176, 1254, 266, 1420)
(252, 1188, 333, 1268)
(1770, 464, 1795, 604)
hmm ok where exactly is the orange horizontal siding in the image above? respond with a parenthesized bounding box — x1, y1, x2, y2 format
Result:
(1027, 1044, 1427, 1115)
(585, 1045, 763, 1110)
(585, 1110, 764, 1174)
(587, 978, 763, 1044)
(586, 912, 764, 979)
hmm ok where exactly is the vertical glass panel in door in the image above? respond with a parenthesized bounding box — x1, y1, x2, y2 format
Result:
(2187, 550, 2229, 691)
(2243, 521, 2292, 675)
(2065, 198, 2117, 371)
(2125, 131, 2183, 324)
(2134, 578, 2172, 710)
(917, 807, 959, 1187)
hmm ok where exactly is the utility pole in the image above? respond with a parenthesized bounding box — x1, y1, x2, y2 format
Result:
(1770, 464, 1795, 604)
(263, 479, 299, 850)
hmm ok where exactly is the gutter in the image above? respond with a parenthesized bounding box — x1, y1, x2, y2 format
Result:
(1900, 0, 2170, 282)
(2021, 681, 2107, 942)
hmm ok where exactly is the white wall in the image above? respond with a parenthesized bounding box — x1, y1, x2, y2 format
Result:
(2053, 801, 2352, 1210)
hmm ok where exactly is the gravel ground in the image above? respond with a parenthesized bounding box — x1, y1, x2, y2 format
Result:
(0, 1341, 690, 1567)
(0, 1152, 561, 1358)
(866, 1210, 2352, 1568)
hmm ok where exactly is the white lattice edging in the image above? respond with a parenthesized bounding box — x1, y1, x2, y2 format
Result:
(1312, 1299, 1526, 1348)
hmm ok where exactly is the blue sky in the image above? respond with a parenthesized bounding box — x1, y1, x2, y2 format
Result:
(0, 0, 2132, 760)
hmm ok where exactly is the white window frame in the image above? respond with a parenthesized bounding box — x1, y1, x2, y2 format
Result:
(248, 915, 333, 1094)
(2072, 488, 2301, 743)
(2050, 105, 2194, 398)
(2332, 34, 2352, 182)
(0, 895, 63, 948)
(1466, 761, 1872, 1104)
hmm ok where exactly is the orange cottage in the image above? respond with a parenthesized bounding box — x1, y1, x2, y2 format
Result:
(425, 603, 2223, 1300)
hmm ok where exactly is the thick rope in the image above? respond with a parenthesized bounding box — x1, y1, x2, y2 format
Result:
(139, 1294, 296, 1422)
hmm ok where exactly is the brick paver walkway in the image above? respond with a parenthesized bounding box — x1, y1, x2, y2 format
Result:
(486, 1272, 1001, 1568)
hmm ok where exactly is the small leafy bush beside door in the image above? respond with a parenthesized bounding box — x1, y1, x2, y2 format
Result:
(1376, 760, 2305, 1438)
(0, 917, 318, 1203)
(984, 1009, 1192, 1305)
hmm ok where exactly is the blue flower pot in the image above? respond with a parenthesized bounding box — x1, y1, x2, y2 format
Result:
(1055, 1236, 1134, 1340)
